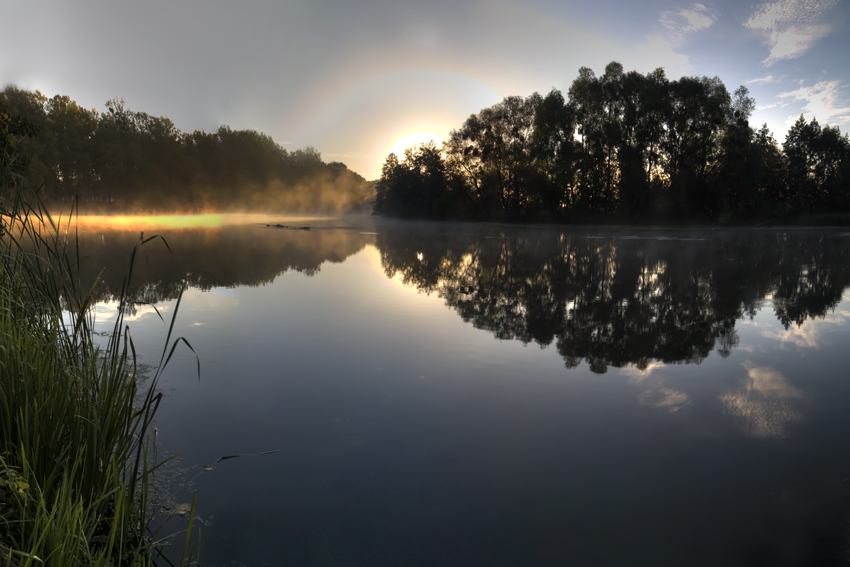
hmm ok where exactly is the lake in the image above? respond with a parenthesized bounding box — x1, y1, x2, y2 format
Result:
(73, 215, 850, 566)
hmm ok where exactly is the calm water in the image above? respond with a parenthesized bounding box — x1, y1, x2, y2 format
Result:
(75, 216, 850, 566)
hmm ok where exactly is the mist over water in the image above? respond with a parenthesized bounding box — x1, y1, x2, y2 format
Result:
(78, 217, 850, 566)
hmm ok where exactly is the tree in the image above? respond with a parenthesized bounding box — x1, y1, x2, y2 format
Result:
(373, 142, 457, 219)
(444, 94, 543, 219)
(662, 76, 731, 217)
(781, 115, 848, 213)
(528, 88, 579, 217)
(45, 95, 98, 200)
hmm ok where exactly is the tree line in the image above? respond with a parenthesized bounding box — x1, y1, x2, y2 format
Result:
(0, 87, 374, 213)
(374, 62, 850, 223)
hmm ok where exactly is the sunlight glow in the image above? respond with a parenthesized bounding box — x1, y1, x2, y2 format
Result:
(51, 213, 334, 233)
(65, 214, 226, 231)
(385, 132, 443, 160)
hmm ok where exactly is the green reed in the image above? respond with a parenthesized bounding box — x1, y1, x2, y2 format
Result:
(0, 167, 198, 565)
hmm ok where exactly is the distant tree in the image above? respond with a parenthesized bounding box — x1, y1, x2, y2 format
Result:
(1, 97, 41, 200)
(444, 94, 543, 219)
(2, 87, 372, 213)
(569, 66, 609, 214)
(663, 76, 731, 217)
(752, 124, 788, 213)
(1, 87, 51, 192)
(44, 95, 98, 200)
(528, 88, 579, 217)
(714, 86, 758, 217)
(373, 142, 458, 219)
(783, 115, 848, 213)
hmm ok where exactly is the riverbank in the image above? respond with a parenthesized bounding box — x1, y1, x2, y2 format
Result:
(0, 191, 196, 565)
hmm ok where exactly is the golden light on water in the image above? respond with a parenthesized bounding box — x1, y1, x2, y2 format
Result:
(56, 213, 333, 232)
(67, 214, 226, 231)
(385, 132, 443, 159)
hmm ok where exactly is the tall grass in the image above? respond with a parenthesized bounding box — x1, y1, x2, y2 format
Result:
(0, 155, 198, 565)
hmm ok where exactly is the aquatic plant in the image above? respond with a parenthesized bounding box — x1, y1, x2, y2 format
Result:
(0, 141, 198, 565)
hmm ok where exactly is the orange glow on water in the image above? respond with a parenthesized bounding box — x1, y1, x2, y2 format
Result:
(62, 213, 226, 231)
(51, 213, 335, 233)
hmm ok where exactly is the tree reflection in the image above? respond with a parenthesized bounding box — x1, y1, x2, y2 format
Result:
(70, 223, 373, 309)
(69, 220, 850, 370)
(377, 225, 850, 373)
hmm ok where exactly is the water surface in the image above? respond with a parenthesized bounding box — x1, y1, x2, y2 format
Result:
(79, 217, 850, 566)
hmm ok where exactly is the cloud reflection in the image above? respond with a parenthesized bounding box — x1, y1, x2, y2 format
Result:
(720, 362, 804, 438)
(760, 309, 850, 348)
(95, 301, 169, 324)
(620, 361, 666, 383)
(621, 362, 693, 413)
(639, 387, 693, 413)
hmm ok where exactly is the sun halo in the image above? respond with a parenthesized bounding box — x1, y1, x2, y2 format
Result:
(385, 132, 443, 161)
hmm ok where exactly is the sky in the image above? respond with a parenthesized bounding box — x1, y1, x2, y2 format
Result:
(2, 0, 849, 180)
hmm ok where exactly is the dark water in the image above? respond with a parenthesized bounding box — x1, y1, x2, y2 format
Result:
(78, 216, 850, 566)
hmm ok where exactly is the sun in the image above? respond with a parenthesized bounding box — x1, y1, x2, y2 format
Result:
(385, 132, 443, 160)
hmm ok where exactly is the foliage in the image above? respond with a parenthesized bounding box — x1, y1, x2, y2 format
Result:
(373, 62, 850, 223)
(373, 142, 472, 219)
(0, 88, 374, 214)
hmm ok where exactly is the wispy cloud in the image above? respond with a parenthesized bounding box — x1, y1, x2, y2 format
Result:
(745, 0, 838, 65)
(746, 74, 785, 85)
(778, 80, 850, 127)
(661, 3, 716, 42)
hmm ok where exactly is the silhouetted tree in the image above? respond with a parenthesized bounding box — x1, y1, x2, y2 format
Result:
(0, 87, 374, 213)
(373, 142, 462, 219)
(783, 115, 849, 214)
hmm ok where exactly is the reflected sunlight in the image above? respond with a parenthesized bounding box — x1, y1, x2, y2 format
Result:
(65, 214, 226, 231)
(55, 213, 335, 233)
(363, 244, 419, 293)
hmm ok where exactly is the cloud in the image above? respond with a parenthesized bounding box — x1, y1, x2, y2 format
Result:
(746, 74, 785, 85)
(720, 362, 804, 438)
(778, 80, 850, 126)
(660, 3, 716, 42)
(745, 0, 838, 65)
